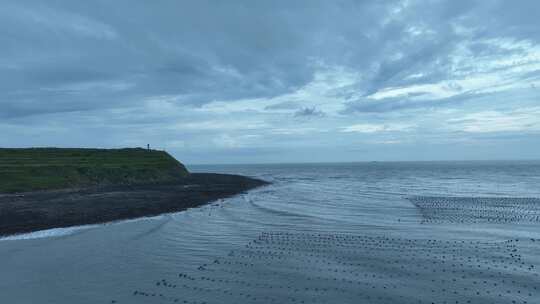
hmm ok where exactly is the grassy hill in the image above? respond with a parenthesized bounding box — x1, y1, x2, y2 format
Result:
(0, 148, 189, 193)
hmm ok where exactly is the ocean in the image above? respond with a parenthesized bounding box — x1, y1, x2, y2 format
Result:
(1, 161, 539, 304)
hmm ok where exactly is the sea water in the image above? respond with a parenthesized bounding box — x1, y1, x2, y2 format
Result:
(0, 161, 539, 304)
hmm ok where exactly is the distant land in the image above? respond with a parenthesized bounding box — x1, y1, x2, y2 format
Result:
(0, 148, 268, 236)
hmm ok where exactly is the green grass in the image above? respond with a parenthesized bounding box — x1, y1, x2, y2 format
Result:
(0, 148, 189, 193)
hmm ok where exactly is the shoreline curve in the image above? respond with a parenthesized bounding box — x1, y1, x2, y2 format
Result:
(0, 173, 269, 237)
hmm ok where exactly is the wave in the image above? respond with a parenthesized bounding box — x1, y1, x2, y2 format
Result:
(0, 213, 170, 242)
(242, 194, 321, 220)
(130, 215, 172, 240)
(0, 224, 99, 241)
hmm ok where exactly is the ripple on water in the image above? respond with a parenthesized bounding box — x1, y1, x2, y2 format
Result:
(2, 162, 540, 304)
(408, 196, 540, 224)
(128, 232, 540, 304)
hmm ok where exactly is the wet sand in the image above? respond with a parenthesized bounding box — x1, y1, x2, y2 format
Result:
(0, 173, 268, 236)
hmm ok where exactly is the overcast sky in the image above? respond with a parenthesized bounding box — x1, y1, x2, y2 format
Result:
(2, 0, 540, 164)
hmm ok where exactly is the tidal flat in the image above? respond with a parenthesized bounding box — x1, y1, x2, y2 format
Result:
(0, 161, 539, 304)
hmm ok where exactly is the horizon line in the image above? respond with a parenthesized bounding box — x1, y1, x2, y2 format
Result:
(187, 158, 540, 166)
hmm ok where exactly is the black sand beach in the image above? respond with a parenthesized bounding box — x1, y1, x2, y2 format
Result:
(0, 173, 268, 236)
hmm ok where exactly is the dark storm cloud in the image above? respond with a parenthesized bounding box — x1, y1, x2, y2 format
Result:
(0, 0, 429, 118)
(2, 0, 537, 117)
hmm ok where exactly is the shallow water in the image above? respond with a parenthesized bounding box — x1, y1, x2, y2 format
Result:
(1, 161, 539, 304)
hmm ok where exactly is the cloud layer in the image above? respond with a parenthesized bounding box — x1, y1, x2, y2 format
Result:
(2, 0, 540, 163)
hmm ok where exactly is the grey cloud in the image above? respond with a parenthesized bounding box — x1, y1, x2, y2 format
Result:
(2, 0, 540, 163)
(475, 1, 540, 41)
(2, 0, 536, 117)
(343, 91, 493, 114)
(521, 70, 540, 82)
(294, 107, 325, 118)
(0, 0, 524, 118)
(265, 101, 301, 110)
(0, 0, 398, 118)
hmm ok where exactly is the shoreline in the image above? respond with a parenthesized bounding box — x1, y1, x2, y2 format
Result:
(0, 173, 269, 237)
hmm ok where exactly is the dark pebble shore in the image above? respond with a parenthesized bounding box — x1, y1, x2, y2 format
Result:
(0, 173, 269, 237)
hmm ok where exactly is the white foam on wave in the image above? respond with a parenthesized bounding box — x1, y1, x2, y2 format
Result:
(0, 188, 260, 242)
(0, 224, 99, 241)
(0, 214, 170, 242)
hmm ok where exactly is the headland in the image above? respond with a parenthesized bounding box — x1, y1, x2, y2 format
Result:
(0, 148, 268, 236)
